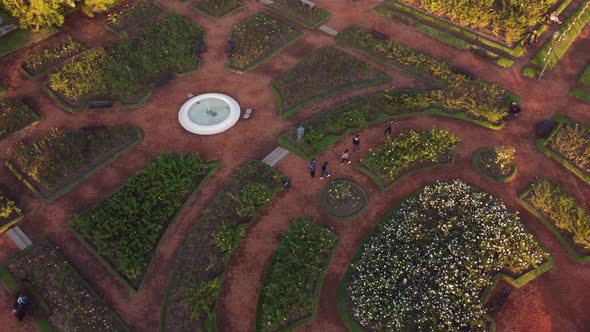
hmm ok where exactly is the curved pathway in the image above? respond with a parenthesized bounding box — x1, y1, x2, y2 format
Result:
(0, 0, 589, 331)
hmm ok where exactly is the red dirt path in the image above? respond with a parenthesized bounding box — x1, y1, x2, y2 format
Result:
(0, 0, 589, 331)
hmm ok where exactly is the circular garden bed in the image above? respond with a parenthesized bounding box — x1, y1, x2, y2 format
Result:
(320, 180, 367, 221)
(472, 148, 517, 182)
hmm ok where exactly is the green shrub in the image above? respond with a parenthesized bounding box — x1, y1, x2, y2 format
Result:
(257, 218, 337, 331)
(0, 99, 38, 141)
(70, 153, 213, 284)
(182, 276, 221, 320)
(302, 127, 326, 150)
(22, 36, 83, 75)
(107, 0, 161, 32)
(578, 65, 590, 87)
(231, 182, 274, 218)
(0, 196, 20, 218)
(527, 179, 590, 249)
(547, 121, 590, 174)
(363, 129, 459, 181)
(212, 223, 246, 253)
(522, 66, 539, 78)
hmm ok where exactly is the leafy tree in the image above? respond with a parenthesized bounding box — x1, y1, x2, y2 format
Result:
(1, 0, 75, 31)
(83, 0, 118, 16)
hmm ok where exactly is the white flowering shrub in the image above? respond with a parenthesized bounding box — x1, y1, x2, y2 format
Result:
(347, 180, 545, 331)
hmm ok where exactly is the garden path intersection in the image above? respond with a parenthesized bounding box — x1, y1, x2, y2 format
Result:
(0, 0, 589, 331)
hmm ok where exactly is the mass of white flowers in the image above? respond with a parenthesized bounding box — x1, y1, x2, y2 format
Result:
(347, 180, 545, 331)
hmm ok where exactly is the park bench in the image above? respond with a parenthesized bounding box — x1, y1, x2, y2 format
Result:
(88, 101, 113, 109)
(300, 0, 316, 9)
(536, 119, 556, 138)
(153, 72, 175, 88)
(369, 29, 389, 41)
(243, 108, 254, 119)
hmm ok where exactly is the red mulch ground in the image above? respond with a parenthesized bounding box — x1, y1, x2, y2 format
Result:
(0, 0, 589, 331)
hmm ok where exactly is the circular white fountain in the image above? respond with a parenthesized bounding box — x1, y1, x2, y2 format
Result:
(178, 93, 241, 135)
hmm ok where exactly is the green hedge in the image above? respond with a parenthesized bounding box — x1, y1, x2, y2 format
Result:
(255, 218, 338, 331)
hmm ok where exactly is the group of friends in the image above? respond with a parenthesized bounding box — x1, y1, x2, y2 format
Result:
(528, 10, 563, 46)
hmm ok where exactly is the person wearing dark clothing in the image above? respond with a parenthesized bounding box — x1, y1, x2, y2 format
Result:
(12, 294, 28, 321)
(309, 159, 317, 178)
(341, 149, 351, 165)
(352, 134, 361, 152)
(384, 121, 393, 138)
(508, 102, 521, 117)
(320, 162, 330, 179)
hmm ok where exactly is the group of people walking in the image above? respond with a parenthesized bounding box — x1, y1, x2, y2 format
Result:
(308, 133, 363, 179)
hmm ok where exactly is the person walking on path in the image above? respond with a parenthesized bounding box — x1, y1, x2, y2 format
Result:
(341, 149, 351, 165)
(384, 121, 393, 139)
(352, 134, 361, 152)
(12, 294, 28, 321)
(320, 161, 330, 179)
(309, 159, 317, 178)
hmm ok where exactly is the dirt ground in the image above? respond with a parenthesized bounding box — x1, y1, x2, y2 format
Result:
(0, 0, 589, 331)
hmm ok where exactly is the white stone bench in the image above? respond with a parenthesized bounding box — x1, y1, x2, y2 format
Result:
(300, 0, 316, 9)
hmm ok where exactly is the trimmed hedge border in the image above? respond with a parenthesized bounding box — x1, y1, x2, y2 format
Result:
(337, 188, 553, 332)
(278, 107, 503, 160)
(266, 2, 331, 29)
(518, 183, 590, 262)
(0, 240, 130, 331)
(471, 148, 518, 183)
(226, 23, 303, 74)
(254, 217, 339, 331)
(570, 87, 590, 102)
(319, 180, 368, 221)
(192, 1, 245, 18)
(6, 126, 143, 203)
(535, 115, 590, 185)
(68, 161, 220, 292)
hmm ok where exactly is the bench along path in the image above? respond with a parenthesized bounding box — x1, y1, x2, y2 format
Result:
(261, 147, 289, 167)
(6, 226, 33, 250)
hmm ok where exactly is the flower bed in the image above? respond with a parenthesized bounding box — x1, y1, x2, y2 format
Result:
(320, 180, 367, 221)
(359, 129, 459, 190)
(272, 46, 390, 117)
(106, 0, 161, 34)
(471, 147, 517, 183)
(69, 153, 218, 290)
(161, 161, 284, 332)
(3, 242, 128, 331)
(520, 179, 590, 261)
(0, 99, 39, 142)
(340, 180, 549, 331)
(335, 25, 516, 124)
(267, 0, 331, 28)
(21, 36, 84, 77)
(48, 15, 204, 110)
(0, 193, 23, 234)
(396, 0, 556, 45)
(193, 0, 244, 17)
(537, 115, 590, 184)
(7, 125, 142, 202)
(256, 217, 338, 331)
(227, 13, 301, 73)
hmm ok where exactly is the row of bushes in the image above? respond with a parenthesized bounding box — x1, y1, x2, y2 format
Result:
(106, 0, 161, 32)
(335, 25, 514, 124)
(0, 99, 39, 142)
(22, 36, 84, 76)
(11, 126, 139, 189)
(162, 161, 284, 332)
(256, 218, 338, 331)
(69, 153, 217, 288)
(49, 15, 203, 102)
(272, 46, 390, 117)
(546, 120, 590, 176)
(361, 129, 459, 184)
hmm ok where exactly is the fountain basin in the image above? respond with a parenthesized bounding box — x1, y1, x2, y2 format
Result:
(178, 93, 240, 135)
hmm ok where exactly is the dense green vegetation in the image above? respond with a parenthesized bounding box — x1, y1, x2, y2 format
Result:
(194, 0, 242, 17)
(49, 15, 203, 103)
(0, 193, 22, 233)
(7, 242, 128, 331)
(22, 36, 83, 76)
(0, 99, 39, 141)
(268, 0, 330, 28)
(11, 126, 139, 189)
(272, 46, 390, 117)
(335, 25, 514, 123)
(361, 129, 459, 186)
(256, 218, 338, 331)
(228, 13, 301, 72)
(69, 153, 216, 287)
(472, 146, 517, 182)
(106, 0, 161, 32)
(526, 179, 590, 250)
(398, 0, 555, 44)
(163, 161, 283, 332)
(343, 180, 546, 331)
(547, 121, 590, 175)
